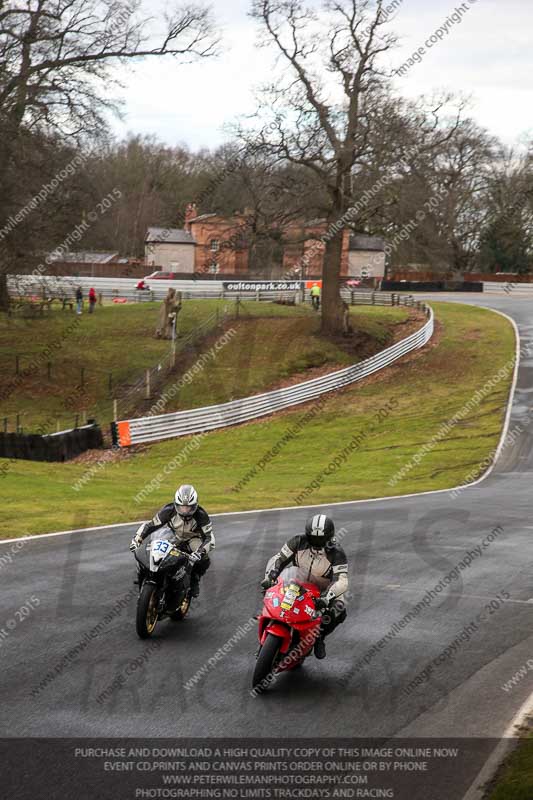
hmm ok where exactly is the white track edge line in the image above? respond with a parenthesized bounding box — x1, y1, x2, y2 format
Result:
(462, 689, 533, 800)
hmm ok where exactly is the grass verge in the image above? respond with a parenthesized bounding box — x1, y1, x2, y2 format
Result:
(0, 299, 409, 427)
(0, 300, 215, 428)
(0, 302, 515, 538)
(172, 304, 411, 411)
(485, 735, 533, 799)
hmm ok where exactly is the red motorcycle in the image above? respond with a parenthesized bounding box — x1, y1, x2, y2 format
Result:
(253, 567, 324, 692)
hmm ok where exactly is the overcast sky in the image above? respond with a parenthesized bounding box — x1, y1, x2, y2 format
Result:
(113, 0, 532, 152)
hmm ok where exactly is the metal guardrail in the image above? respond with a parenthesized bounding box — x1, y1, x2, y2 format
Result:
(9, 275, 307, 297)
(9, 275, 418, 306)
(8, 275, 224, 302)
(112, 297, 434, 447)
(483, 282, 533, 294)
(9, 275, 305, 302)
(17, 273, 533, 300)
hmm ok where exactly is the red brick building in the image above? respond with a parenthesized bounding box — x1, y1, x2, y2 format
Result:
(281, 221, 350, 277)
(145, 203, 385, 278)
(185, 204, 249, 274)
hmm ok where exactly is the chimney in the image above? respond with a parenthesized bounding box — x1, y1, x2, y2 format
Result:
(184, 202, 198, 231)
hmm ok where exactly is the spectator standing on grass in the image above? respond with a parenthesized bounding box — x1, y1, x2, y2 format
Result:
(342, 301, 353, 336)
(88, 287, 97, 314)
(75, 286, 83, 315)
(310, 282, 321, 310)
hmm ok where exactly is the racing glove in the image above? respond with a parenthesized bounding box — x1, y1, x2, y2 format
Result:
(129, 533, 142, 551)
(316, 590, 336, 611)
(261, 570, 278, 591)
(190, 549, 205, 563)
(315, 597, 329, 612)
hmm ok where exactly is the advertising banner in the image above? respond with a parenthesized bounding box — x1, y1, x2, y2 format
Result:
(222, 281, 302, 292)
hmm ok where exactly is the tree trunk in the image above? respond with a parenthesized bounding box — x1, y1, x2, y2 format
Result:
(321, 227, 344, 336)
(0, 273, 8, 312)
(0, 243, 10, 311)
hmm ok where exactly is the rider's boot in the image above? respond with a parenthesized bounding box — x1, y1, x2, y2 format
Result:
(314, 635, 326, 660)
(190, 572, 201, 598)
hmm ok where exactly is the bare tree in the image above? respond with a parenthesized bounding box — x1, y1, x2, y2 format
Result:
(0, 0, 218, 308)
(477, 144, 533, 273)
(373, 113, 496, 274)
(81, 135, 205, 256)
(0, 0, 217, 139)
(203, 149, 323, 275)
(246, 0, 398, 333)
(247, 0, 469, 334)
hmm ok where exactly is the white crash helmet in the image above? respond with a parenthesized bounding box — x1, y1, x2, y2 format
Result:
(174, 484, 198, 519)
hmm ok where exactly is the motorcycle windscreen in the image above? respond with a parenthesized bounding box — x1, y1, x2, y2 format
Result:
(278, 565, 329, 593)
(147, 526, 176, 570)
(146, 525, 174, 543)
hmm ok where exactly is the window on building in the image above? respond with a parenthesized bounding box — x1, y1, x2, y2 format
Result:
(209, 262, 220, 274)
(210, 239, 220, 252)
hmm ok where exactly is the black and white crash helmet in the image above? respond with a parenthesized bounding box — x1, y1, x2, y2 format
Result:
(174, 484, 198, 519)
(305, 514, 335, 548)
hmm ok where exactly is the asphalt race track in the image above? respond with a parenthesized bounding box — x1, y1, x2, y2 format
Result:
(2, 292, 533, 797)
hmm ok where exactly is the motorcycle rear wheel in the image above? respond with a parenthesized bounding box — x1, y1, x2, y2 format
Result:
(136, 583, 159, 639)
(252, 633, 281, 692)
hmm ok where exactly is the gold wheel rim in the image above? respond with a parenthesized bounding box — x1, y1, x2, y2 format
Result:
(179, 595, 190, 615)
(146, 591, 158, 633)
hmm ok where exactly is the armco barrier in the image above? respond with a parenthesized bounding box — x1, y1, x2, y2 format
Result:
(8, 275, 225, 302)
(483, 282, 533, 294)
(381, 280, 483, 292)
(10, 275, 427, 305)
(112, 300, 434, 447)
(0, 422, 104, 462)
(9, 275, 306, 303)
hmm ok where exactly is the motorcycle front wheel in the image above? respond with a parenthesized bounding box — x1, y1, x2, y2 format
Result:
(252, 633, 281, 693)
(136, 582, 159, 639)
(170, 591, 191, 621)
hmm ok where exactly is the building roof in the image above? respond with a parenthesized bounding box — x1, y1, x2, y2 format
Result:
(349, 234, 386, 252)
(48, 251, 119, 263)
(145, 227, 195, 245)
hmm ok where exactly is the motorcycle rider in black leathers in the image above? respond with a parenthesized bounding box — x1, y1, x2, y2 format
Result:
(130, 484, 214, 598)
(261, 514, 348, 659)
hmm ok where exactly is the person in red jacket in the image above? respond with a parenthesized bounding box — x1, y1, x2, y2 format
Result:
(88, 287, 97, 314)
